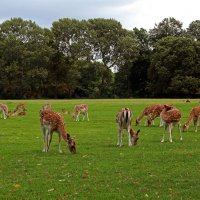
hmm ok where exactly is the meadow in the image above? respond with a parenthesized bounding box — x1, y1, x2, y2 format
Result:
(0, 99, 200, 200)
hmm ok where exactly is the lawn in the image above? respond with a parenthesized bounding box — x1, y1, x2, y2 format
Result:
(0, 99, 200, 200)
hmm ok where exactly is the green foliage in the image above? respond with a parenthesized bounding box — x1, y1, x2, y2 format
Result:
(0, 17, 200, 98)
(147, 37, 200, 97)
(149, 17, 184, 46)
(0, 99, 200, 199)
(187, 20, 200, 41)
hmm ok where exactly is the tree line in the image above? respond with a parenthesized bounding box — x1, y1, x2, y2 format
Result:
(0, 17, 200, 99)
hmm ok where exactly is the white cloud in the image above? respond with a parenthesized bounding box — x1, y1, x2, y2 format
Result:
(0, 0, 199, 30)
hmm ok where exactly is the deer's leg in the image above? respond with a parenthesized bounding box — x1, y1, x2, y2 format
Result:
(117, 128, 121, 146)
(177, 122, 182, 141)
(58, 133, 62, 153)
(128, 127, 132, 147)
(86, 112, 89, 121)
(3, 111, 6, 119)
(47, 132, 53, 151)
(161, 124, 167, 143)
(194, 118, 198, 133)
(42, 128, 46, 152)
(76, 112, 80, 121)
(82, 113, 85, 121)
(159, 118, 163, 127)
(44, 129, 49, 152)
(169, 123, 173, 143)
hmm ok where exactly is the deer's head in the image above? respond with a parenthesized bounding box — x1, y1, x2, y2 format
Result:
(130, 128, 140, 145)
(182, 123, 189, 132)
(67, 133, 76, 153)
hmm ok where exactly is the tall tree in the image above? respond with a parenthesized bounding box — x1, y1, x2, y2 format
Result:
(187, 20, 200, 41)
(149, 17, 184, 46)
(0, 18, 53, 98)
(147, 36, 200, 97)
(129, 28, 151, 96)
(88, 18, 138, 69)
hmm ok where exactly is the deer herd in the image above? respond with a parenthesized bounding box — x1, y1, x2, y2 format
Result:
(1, 101, 200, 154)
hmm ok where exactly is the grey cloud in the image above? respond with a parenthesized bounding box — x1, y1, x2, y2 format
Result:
(0, 0, 137, 28)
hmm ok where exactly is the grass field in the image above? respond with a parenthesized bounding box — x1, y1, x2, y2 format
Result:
(0, 99, 200, 200)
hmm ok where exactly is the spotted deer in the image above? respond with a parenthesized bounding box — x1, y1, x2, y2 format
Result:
(147, 104, 165, 127)
(136, 104, 164, 127)
(0, 103, 9, 119)
(42, 103, 52, 111)
(116, 108, 140, 147)
(160, 105, 182, 143)
(40, 109, 76, 153)
(182, 106, 200, 132)
(72, 104, 89, 121)
(14, 103, 26, 112)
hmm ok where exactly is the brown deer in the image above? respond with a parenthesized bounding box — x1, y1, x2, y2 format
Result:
(72, 104, 89, 121)
(160, 105, 182, 143)
(136, 104, 164, 127)
(42, 103, 52, 110)
(40, 109, 76, 153)
(130, 128, 140, 145)
(116, 108, 140, 147)
(0, 103, 9, 119)
(14, 103, 26, 112)
(182, 106, 200, 132)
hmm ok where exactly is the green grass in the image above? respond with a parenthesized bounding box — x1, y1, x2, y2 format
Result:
(0, 99, 200, 199)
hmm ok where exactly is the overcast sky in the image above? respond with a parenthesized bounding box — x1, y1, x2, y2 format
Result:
(0, 0, 199, 30)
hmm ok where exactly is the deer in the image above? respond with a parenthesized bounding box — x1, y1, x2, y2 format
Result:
(42, 103, 52, 111)
(40, 109, 76, 153)
(14, 103, 26, 112)
(182, 106, 200, 133)
(72, 104, 89, 121)
(116, 108, 140, 147)
(7, 103, 27, 117)
(0, 103, 9, 119)
(146, 104, 166, 127)
(160, 105, 182, 143)
(136, 104, 164, 127)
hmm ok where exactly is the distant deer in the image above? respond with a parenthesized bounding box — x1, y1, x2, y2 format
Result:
(72, 104, 89, 121)
(40, 109, 76, 153)
(42, 103, 52, 111)
(136, 104, 164, 127)
(160, 105, 182, 143)
(14, 103, 26, 112)
(116, 108, 140, 147)
(182, 106, 200, 132)
(0, 103, 9, 119)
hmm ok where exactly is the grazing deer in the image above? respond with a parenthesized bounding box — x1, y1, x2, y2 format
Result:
(14, 103, 26, 112)
(136, 104, 164, 127)
(8, 110, 26, 117)
(40, 109, 76, 153)
(130, 128, 140, 145)
(42, 103, 52, 111)
(0, 103, 9, 119)
(160, 105, 182, 143)
(72, 104, 89, 121)
(116, 108, 140, 147)
(182, 106, 200, 132)
(147, 104, 165, 127)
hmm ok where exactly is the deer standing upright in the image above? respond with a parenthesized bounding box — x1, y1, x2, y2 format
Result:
(160, 105, 182, 143)
(72, 104, 89, 121)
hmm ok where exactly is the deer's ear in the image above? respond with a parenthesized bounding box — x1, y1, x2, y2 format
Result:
(136, 129, 140, 135)
(67, 133, 71, 138)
